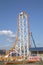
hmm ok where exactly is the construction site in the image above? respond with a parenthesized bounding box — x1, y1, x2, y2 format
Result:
(0, 12, 43, 65)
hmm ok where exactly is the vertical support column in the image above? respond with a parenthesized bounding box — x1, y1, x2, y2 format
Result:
(18, 15, 21, 56)
(26, 15, 29, 57)
(22, 15, 25, 58)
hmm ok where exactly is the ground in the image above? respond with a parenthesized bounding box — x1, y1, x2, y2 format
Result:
(0, 61, 43, 65)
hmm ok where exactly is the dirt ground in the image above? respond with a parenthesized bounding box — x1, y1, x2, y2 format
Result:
(0, 61, 43, 65)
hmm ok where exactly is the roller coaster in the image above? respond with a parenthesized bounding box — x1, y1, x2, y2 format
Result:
(5, 12, 30, 61)
(0, 12, 41, 64)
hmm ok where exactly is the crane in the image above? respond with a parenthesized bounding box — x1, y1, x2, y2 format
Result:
(31, 32, 36, 49)
(31, 32, 39, 56)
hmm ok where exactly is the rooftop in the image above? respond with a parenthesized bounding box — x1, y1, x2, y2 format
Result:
(29, 47, 43, 51)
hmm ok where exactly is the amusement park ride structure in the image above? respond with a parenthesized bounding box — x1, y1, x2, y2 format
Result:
(17, 12, 30, 57)
(5, 12, 30, 60)
(1, 12, 41, 63)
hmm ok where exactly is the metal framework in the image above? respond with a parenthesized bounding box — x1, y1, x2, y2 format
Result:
(4, 12, 30, 61)
(17, 12, 30, 58)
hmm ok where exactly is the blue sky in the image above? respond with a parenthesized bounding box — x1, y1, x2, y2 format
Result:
(0, 0, 43, 50)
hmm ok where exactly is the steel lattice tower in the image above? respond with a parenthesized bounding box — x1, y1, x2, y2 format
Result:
(17, 12, 30, 58)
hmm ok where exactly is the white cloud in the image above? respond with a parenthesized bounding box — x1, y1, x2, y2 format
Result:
(0, 30, 16, 37)
(7, 38, 14, 42)
(0, 30, 16, 42)
(0, 30, 12, 34)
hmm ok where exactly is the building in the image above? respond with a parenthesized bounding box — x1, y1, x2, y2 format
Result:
(0, 49, 6, 55)
(29, 47, 43, 58)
